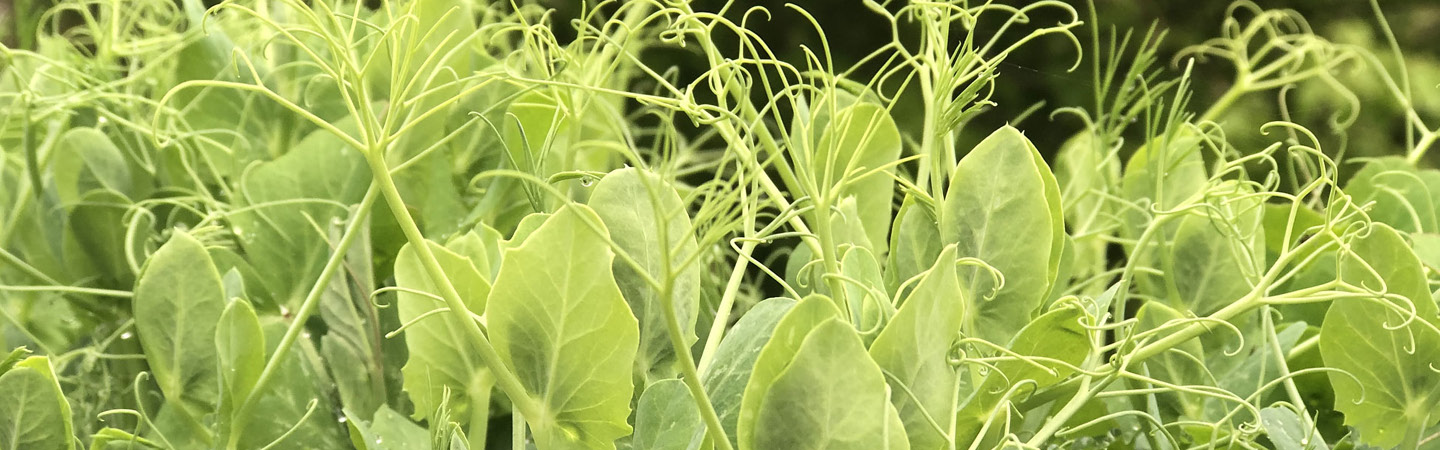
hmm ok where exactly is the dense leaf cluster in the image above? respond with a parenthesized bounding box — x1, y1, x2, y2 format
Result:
(1, 1, 1438, 449)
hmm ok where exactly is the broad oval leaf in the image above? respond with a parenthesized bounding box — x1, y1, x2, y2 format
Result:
(589, 167, 701, 381)
(395, 239, 491, 425)
(737, 295, 841, 449)
(230, 120, 369, 308)
(696, 297, 797, 449)
(887, 194, 941, 295)
(0, 355, 73, 450)
(869, 245, 964, 450)
(751, 319, 907, 450)
(1342, 157, 1439, 234)
(487, 204, 639, 449)
(941, 125, 1063, 344)
(1321, 223, 1440, 448)
(133, 231, 225, 416)
(634, 379, 701, 450)
(1259, 406, 1328, 450)
(955, 304, 1090, 446)
(51, 127, 133, 206)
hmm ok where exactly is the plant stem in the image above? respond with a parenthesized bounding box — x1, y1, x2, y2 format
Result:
(512, 409, 526, 450)
(228, 184, 378, 448)
(662, 263, 736, 450)
(697, 240, 755, 373)
(363, 150, 544, 422)
(1198, 82, 1246, 124)
(1405, 130, 1438, 165)
(469, 372, 494, 450)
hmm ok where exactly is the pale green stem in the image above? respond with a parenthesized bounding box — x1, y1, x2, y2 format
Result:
(1198, 82, 1247, 124)
(661, 263, 735, 450)
(697, 240, 756, 373)
(228, 183, 378, 449)
(1262, 306, 1307, 411)
(362, 150, 543, 422)
(469, 372, 494, 450)
(512, 409, 526, 450)
(1405, 130, 1438, 165)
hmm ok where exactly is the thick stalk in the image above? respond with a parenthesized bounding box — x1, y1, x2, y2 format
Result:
(228, 184, 378, 449)
(363, 151, 543, 422)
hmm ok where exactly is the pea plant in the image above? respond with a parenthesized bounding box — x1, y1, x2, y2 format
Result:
(1, 0, 1438, 449)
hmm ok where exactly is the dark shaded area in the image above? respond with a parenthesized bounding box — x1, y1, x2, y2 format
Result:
(541, 0, 1440, 161)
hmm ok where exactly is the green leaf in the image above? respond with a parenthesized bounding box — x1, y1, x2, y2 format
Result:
(1120, 128, 1207, 239)
(1260, 406, 1328, 450)
(634, 379, 701, 450)
(1056, 131, 1120, 238)
(941, 125, 1063, 343)
(235, 318, 349, 449)
(487, 204, 639, 449)
(1321, 223, 1440, 448)
(133, 231, 224, 416)
(1342, 157, 1438, 234)
(50, 127, 133, 206)
(1136, 301, 1207, 420)
(737, 295, 841, 449)
(750, 319, 907, 450)
(89, 427, 161, 450)
(1164, 183, 1264, 315)
(887, 194, 941, 295)
(216, 299, 264, 416)
(345, 405, 431, 450)
(60, 189, 134, 286)
(1262, 203, 1325, 267)
(395, 239, 491, 425)
(1120, 128, 1208, 303)
(0, 347, 28, 375)
(230, 120, 369, 307)
(698, 297, 796, 449)
(589, 167, 701, 380)
(869, 245, 964, 450)
(840, 246, 891, 344)
(814, 103, 902, 255)
(320, 219, 386, 420)
(1411, 232, 1440, 271)
(0, 356, 73, 450)
(955, 305, 1090, 445)
(502, 90, 572, 180)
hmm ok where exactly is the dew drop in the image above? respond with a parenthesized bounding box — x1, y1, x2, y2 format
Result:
(580, 178, 595, 187)
(120, 331, 133, 340)
(337, 416, 347, 424)
(374, 437, 383, 444)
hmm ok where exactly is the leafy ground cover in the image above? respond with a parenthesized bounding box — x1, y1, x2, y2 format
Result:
(1, 0, 1439, 449)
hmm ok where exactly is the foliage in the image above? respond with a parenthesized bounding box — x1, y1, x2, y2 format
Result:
(1, 0, 1439, 449)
